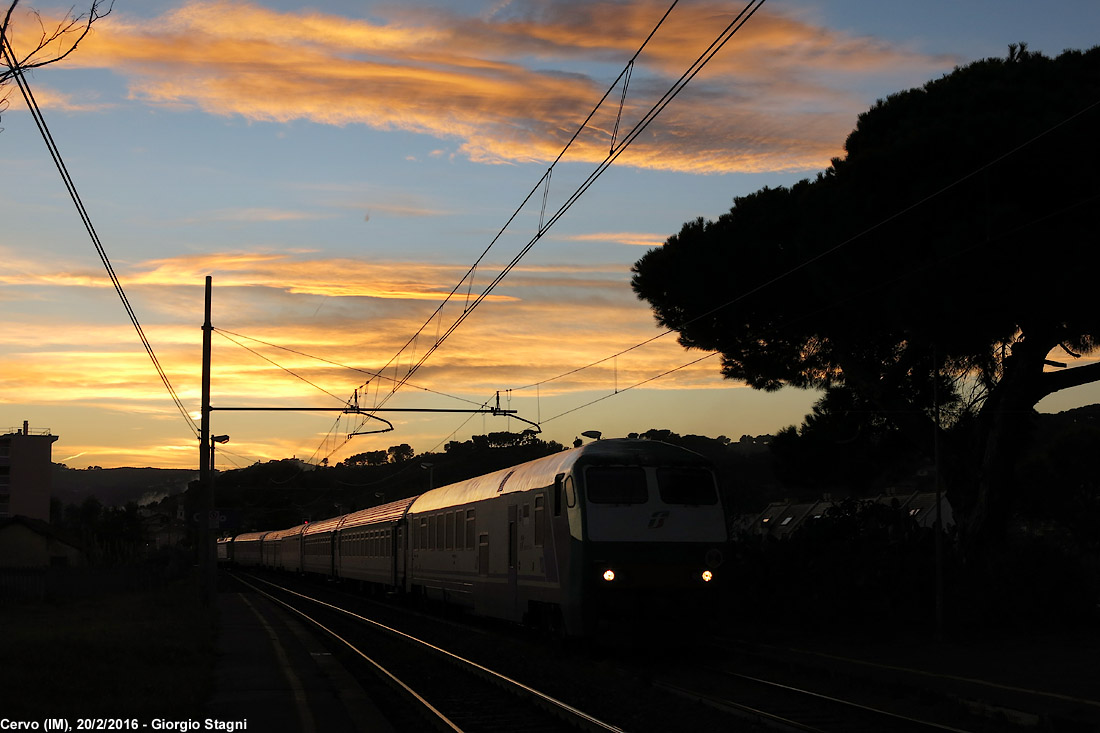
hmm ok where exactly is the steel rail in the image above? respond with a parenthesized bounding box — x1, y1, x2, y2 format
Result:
(721, 669, 975, 733)
(231, 572, 463, 732)
(655, 665, 977, 733)
(236, 571, 624, 733)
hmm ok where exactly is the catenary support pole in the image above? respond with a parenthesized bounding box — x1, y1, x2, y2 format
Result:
(200, 276, 214, 604)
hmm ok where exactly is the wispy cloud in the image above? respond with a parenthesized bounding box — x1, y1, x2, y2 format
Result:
(59, 0, 953, 175)
(0, 247, 697, 407)
(559, 231, 668, 247)
(13, 85, 114, 113)
(199, 207, 334, 223)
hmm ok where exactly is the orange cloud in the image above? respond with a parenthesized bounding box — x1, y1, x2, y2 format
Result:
(0, 245, 714, 423)
(51, 0, 953, 175)
(559, 231, 668, 247)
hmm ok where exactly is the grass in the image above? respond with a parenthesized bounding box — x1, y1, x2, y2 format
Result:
(0, 575, 216, 719)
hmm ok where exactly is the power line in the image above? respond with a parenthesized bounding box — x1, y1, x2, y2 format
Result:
(386, 0, 767, 395)
(213, 327, 489, 408)
(214, 329, 350, 404)
(541, 352, 720, 424)
(332, 0, 768, 452)
(507, 90, 1100, 404)
(1, 31, 198, 439)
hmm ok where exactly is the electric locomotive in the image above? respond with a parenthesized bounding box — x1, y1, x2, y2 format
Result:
(405, 438, 727, 635)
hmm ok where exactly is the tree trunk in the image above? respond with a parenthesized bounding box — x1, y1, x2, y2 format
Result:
(962, 336, 1052, 561)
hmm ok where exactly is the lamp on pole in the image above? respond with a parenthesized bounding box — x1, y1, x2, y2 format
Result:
(421, 462, 434, 491)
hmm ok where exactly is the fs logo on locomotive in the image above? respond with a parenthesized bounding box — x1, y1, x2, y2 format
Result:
(647, 510, 670, 529)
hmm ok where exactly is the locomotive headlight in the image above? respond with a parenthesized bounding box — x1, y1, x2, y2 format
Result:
(701, 570, 714, 582)
(602, 569, 616, 582)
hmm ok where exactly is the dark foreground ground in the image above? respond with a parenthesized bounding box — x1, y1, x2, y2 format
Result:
(0, 578, 215, 718)
(2, 576, 1097, 729)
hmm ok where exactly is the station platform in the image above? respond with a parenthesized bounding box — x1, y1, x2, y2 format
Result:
(206, 585, 394, 733)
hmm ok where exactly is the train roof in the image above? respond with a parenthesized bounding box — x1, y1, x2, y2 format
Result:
(303, 514, 344, 536)
(408, 439, 707, 514)
(234, 530, 270, 542)
(265, 524, 306, 540)
(340, 496, 418, 530)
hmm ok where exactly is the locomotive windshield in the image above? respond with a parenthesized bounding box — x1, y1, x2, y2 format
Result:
(581, 460, 726, 542)
(657, 467, 718, 505)
(585, 466, 648, 504)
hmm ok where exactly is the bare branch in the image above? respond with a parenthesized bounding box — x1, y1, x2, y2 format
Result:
(1, 0, 112, 85)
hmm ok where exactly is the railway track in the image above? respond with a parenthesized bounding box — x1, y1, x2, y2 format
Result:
(230, 570, 1005, 733)
(229, 571, 620, 733)
(654, 665, 979, 733)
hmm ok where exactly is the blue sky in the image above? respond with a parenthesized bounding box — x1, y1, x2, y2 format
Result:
(2, 0, 1098, 469)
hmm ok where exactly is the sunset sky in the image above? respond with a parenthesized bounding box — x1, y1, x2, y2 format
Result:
(2, 0, 1098, 470)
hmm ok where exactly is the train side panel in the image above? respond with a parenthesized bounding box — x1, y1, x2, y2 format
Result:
(233, 531, 268, 568)
(301, 515, 342, 577)
(406, 459, 578, 628)
(266, 524, 305, 573)
(335, 497, 417, 588)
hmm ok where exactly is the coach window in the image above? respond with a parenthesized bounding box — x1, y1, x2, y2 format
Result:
(478, 532, 489, 575)
(534, 495, 545, 547)
(553, 474, 564, 516)
(446, 511, 455, 550)
(564, 476, 576, 508)
(465, 509, 476, 550)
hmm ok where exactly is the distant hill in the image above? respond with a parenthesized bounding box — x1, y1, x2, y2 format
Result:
(47, 408, 1095, 511)
(1038, 403, 1100, 429)
(52, 465, 197, 508)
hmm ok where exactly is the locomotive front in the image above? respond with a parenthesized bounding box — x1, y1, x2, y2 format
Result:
(563, 441, 728, 634)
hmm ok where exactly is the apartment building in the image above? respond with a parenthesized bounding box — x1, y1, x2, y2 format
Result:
(0, 421, 59, 522)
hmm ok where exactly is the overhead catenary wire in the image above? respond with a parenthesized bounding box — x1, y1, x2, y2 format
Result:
(1, 30, 198, 439)
(382, 0, 768, 392)
(215, 329, 351, 404)
(359, 0, 688, 385)
(330, 0, 768, 456)
(513, 191, 1100, 430)
(213, 327, 490, 408)
(507, 90, 1100, 405)
(309, 10, 1093, 458)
